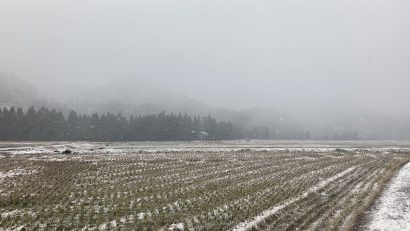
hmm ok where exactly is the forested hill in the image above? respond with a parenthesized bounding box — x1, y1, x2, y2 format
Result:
(0, 106, 270, 141)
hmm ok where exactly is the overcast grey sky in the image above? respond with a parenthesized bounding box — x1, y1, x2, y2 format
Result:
(1, 0, 410, 114)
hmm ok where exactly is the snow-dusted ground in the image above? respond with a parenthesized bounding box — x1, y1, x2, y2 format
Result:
(231, 167, 357, 231)
(0, 168, 37, 183)
(366, 162, 410, 231)
(1, 140, 410, 155)
(1, 141, 410, 230)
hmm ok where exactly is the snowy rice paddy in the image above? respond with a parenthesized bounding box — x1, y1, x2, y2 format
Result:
(0, 141, 409, 230)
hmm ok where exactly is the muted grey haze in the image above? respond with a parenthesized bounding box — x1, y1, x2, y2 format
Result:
(1, 0, 410, 115)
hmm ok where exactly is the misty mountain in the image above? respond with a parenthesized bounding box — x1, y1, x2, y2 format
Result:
(0, 73, 217, 117)
(0, 74, 305, 138)
(298, 102, 410, 140)
(2, 73, 410, 140)
(43, 77, 215, 117)
(0, 73, 72, 113)
(0, 72, 40, 108)
(47, 78, 308, 139)
(215, 103, 410, 140)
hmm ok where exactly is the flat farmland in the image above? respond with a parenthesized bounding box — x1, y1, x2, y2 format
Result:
(1, 141, 409, 230)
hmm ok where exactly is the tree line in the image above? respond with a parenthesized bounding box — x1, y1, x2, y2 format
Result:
(0, 106, 271, 141)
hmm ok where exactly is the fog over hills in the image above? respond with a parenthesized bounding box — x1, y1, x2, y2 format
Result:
(1, 0, 410, 139)
(0, 72, 40, 108)
(0, 73, 219, 117)
(1, 73, 410, 140)
(46, 77, 210, 116)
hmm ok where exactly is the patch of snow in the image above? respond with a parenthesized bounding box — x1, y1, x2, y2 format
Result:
(99, 223, 107, 231)
(137, 212, 145, 220)
(169, 223, 184, 230)
(1, 210, 21, 219)
(1, 209, 36, 219)
(366, 162, 410, 231)
(110, 220, 117, 228)
(0, 168, 37, 182)
(10, 225, 26, 231)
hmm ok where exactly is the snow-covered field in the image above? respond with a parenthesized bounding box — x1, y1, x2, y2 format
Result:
(0, 141, 409, 230)
(1, 140, 410, 155)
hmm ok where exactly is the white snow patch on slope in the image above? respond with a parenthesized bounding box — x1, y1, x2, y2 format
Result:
(231, 167, 356, 231)
(366, 162, 410, 231)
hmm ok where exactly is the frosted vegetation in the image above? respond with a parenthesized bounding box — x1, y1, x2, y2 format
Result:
(0, 141, 409, 230)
